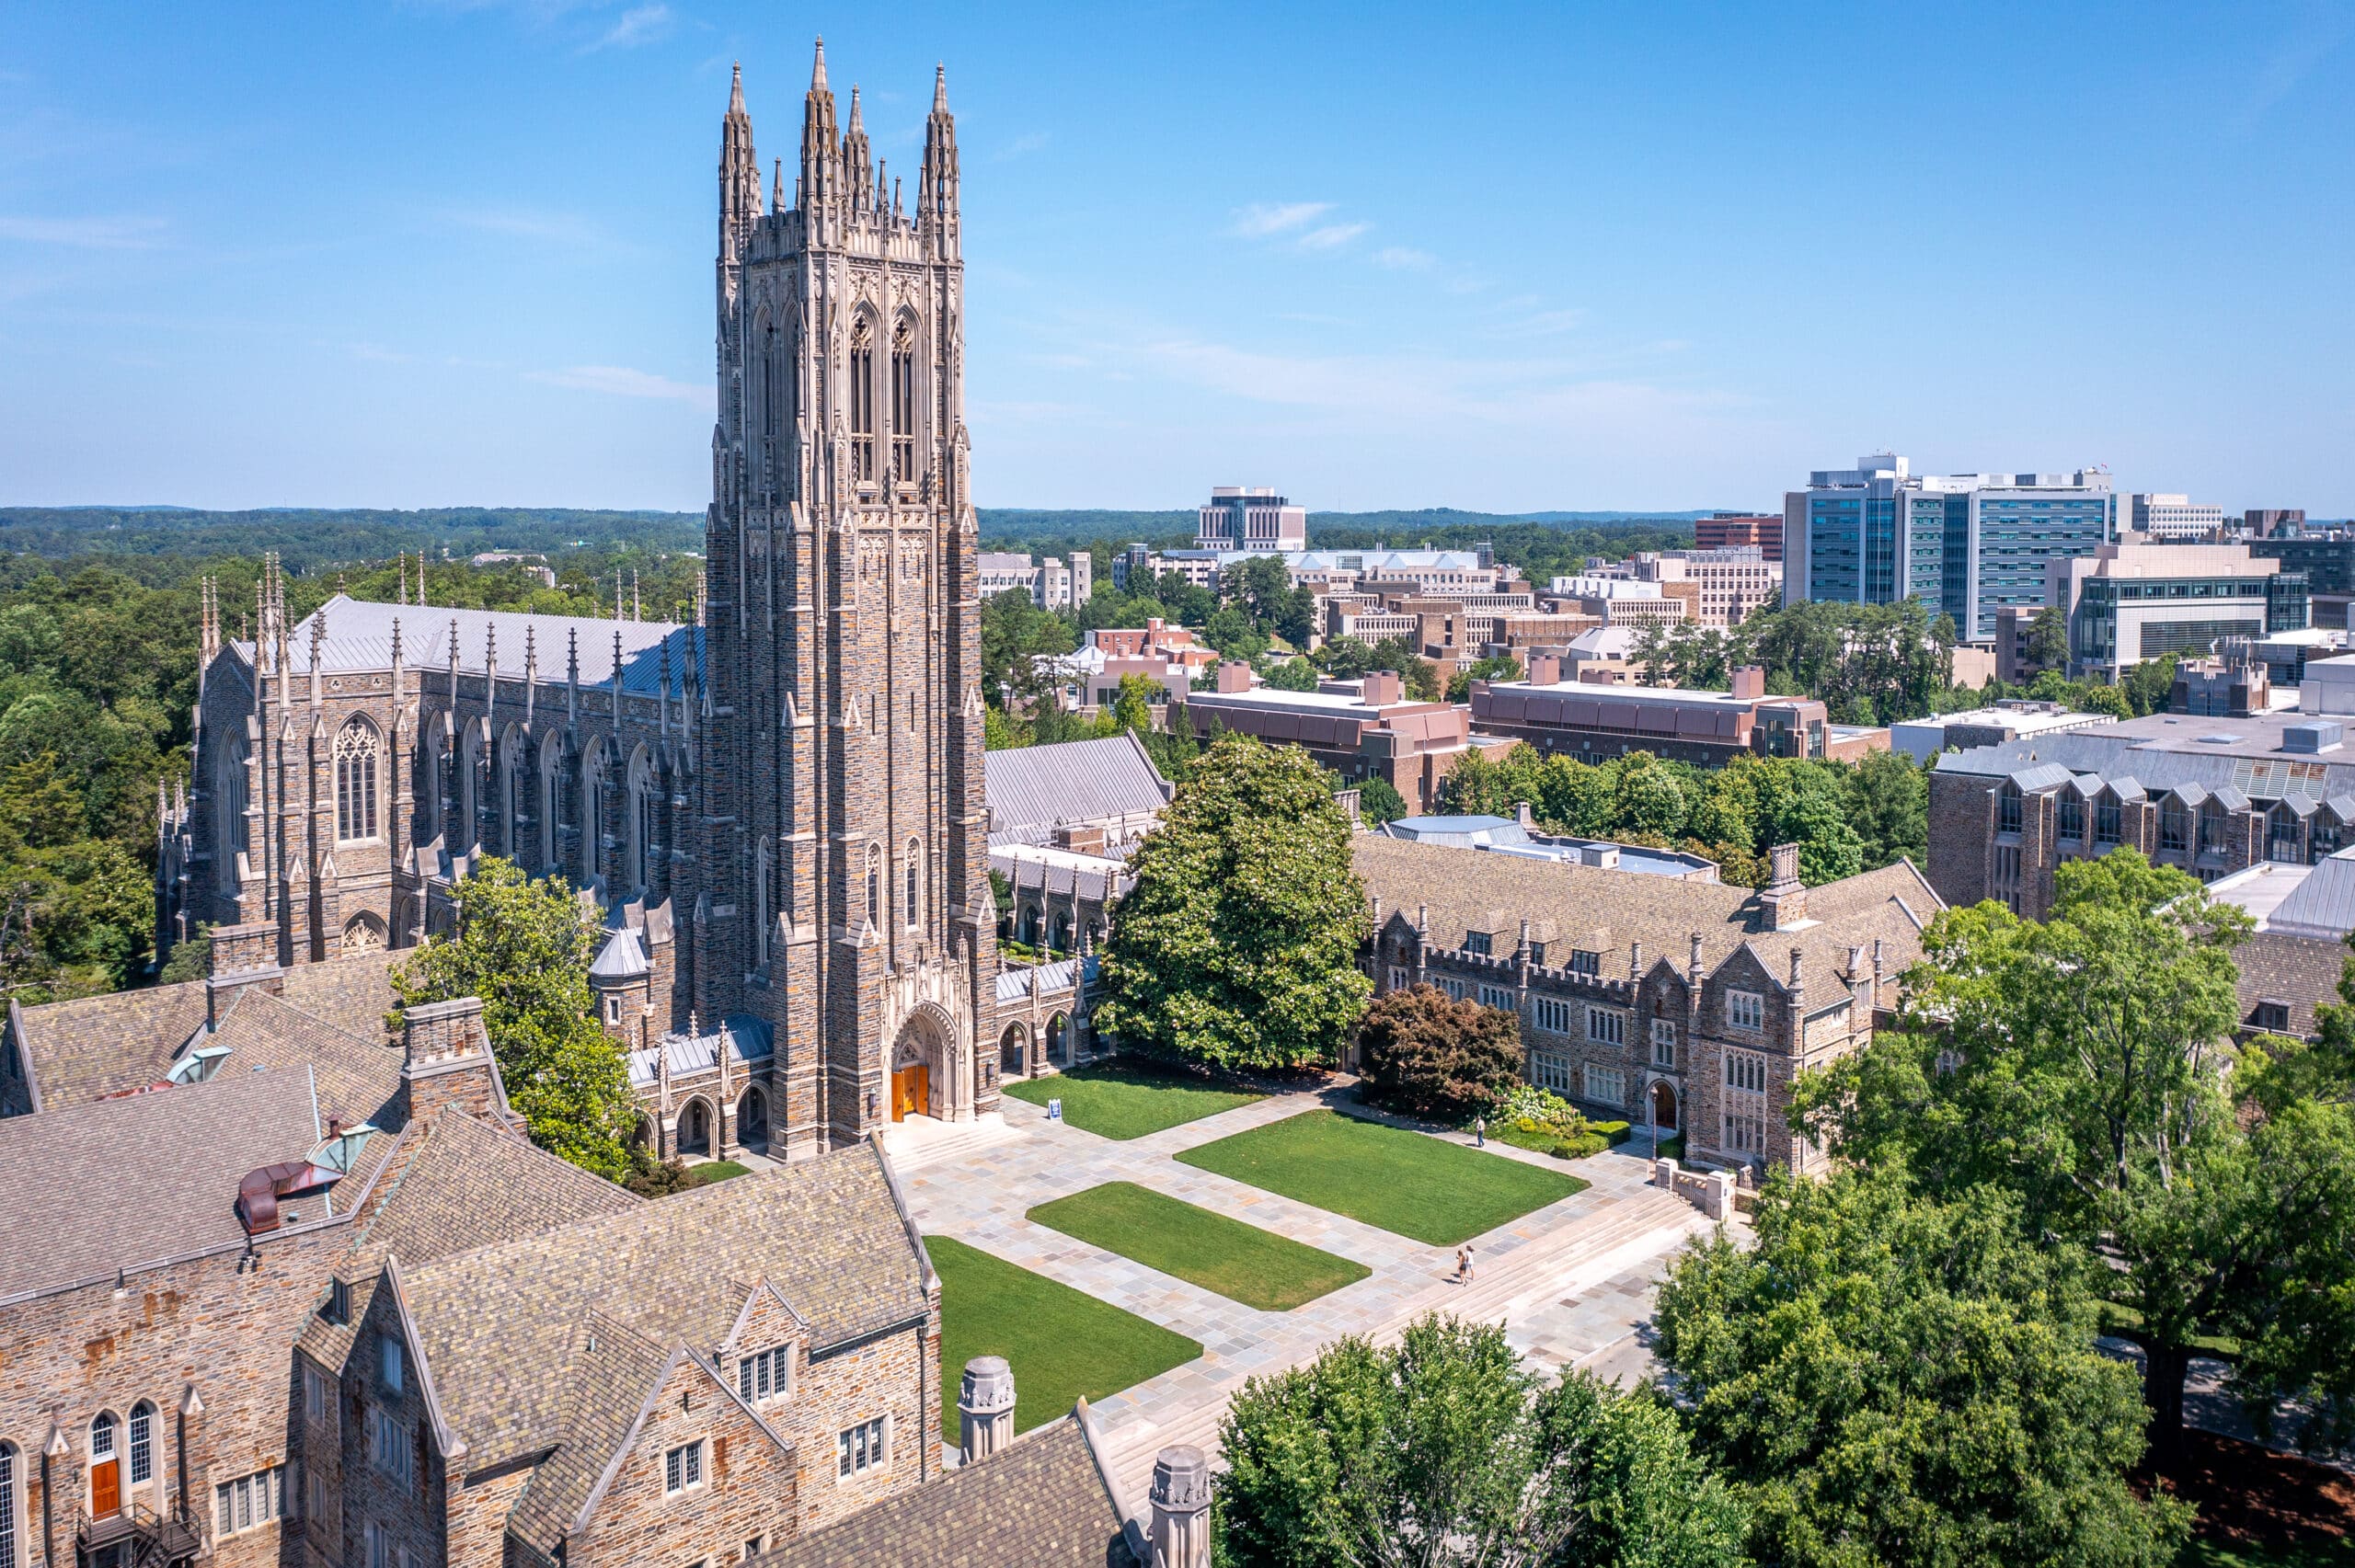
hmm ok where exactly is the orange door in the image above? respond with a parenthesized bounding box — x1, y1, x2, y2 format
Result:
(91, 1457, 120, 1516)
(890, 1064, 928, 1121)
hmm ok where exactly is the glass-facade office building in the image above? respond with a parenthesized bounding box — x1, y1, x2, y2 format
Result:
(1787, 454, 2117, 641)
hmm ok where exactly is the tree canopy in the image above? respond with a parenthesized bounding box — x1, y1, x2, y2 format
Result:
(1217, 1314, 1748, 1568)
(1655, 1168, 2190, 1568)
(1795, 850, 2355, 1449)
(1355, 984, 1523, 1122)
(390, 857, 636, 1181)
(1095, 734, 1371, 1070)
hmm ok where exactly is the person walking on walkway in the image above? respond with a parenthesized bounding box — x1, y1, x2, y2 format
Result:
(1453, 1245, 1469, 1284)
(1463, 1242, 1476, 1284)
(1474, 1115, 1486, 1148)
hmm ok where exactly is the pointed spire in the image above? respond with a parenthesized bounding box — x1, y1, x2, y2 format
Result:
(632, 568, 641, 623)
(847, 85, 863, 135)
(810, 36, 828, 93)
(773, 157, 785, 211)
(934, 63, 948, 113)
(729, 60, 745, 114)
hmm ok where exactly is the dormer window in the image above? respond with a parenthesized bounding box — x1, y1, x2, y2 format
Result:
(1464, 932, 1492, 956)
(325, 1278, 350, 1325)
(738, 1345, 791, 1403)
(1568, 949, 1601, 977)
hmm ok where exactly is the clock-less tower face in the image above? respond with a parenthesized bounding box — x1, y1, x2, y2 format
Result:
(701, 45, 995, 1157)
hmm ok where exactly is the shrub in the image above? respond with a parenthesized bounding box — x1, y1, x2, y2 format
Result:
(1357, 985, 1522, 1122)
(1591, 1119, 1633, 1145)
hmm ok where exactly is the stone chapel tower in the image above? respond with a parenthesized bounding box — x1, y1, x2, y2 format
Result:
(699, 44, 996, 1159)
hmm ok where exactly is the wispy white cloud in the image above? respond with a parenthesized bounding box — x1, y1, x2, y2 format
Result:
(587, 2, 671, 51)
(1295, 222, 1371, 251)
(994, 132, 1050, 162)
(1516, 308, 1587, 336)
(1373, 246, 1436, 271)
(0, 214, 168, 249)
(528, 364, 709, 404)
(1230, 201, 1333, 237)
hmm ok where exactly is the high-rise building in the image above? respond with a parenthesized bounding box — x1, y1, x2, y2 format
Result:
(1694, 511, 1783, 562)
(2048, 543, 2306, 681)
(1783, 454, 2116, 640)
(1195, 486, 1308, 552)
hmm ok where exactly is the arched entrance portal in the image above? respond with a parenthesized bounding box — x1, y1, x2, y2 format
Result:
(737, 1086, 768, 1151)
(890, 1011, 951, 1122)
(998, 1023, 1028, 1079)
(1649, 1079, 1680, 1133)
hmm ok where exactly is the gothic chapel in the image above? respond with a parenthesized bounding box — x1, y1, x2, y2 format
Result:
(157, 43, 1001, 1159)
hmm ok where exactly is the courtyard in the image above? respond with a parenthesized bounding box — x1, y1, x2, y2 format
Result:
(892, 1070, 1712, 1511)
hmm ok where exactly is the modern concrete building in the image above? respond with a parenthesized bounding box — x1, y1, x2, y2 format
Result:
(1784, 453, 2117, 640)
(1467, 660, 1888, 765)
(978, 550, 1093, 609)
(2050, 542, 2306, 681)
(1194, 486, 1308, 552)
(1543, 576, 1690, 628)
(1608, 548, 1782, 628)
(2125, 493, 2228, 541)
(1888, 701, 2113, 763)
(1181, 667, 1511, 814)
(1379, 808, 1723, 879)
(2252, 529, 2355, 627)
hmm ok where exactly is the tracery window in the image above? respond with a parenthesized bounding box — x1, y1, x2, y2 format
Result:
(334, 718, 381, 842)
(890, 322, 915, 480)
(866, 843, 882, 930)
(849, 319, 876, 481)
(904, 838, 922, 928)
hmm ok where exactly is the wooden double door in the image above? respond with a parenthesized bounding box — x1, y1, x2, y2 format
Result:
(890, 1063, 929, 1122)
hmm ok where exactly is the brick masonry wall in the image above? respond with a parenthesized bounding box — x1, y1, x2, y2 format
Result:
(1925, 770, 1996, 910)
(569, 1356, 799, 1568)
(333, 1288, 450, 1568)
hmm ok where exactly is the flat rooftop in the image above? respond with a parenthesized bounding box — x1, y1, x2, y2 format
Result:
(1485, 679, 1808, 710)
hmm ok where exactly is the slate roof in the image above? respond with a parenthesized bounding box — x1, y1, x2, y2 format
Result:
(203, 989, 404, 1131)
(991, 844, 1132, 905)
(397, 1142, 929, 1469)
(984, 733, 1170, 848)
(7, 979, 206, 1111)
(753, 1409, 1138, 1568)
(1354, 834, 1938, 996)
(1934, 713, 2355, 806)
(2268, 849, 2355, 938)
(503, 1315, 682, 1551)
(996, 956, 1095, 1005)
(0, 1067, 343, 1299)
(589, 926, 649, 979)
(238, 593, 705, 693)
(2235, 930, 2350, 1040)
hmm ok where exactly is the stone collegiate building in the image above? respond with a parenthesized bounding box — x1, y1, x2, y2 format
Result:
(3, 47, 1183, 1568)
(155, 43, 1000, 1163)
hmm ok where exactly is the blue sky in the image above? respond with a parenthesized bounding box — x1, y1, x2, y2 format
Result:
(2, 1, 2349, 513)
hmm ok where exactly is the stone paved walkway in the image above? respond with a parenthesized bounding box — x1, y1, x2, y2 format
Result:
(894, 1082, 1717, 1508)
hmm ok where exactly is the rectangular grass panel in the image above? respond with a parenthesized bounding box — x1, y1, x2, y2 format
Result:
(1027, 1181, 1373, 1311)
(1001, 1060, 1264, 1140)
(1176, 1109, 1584, 1246)
(925, 1233, 1203, 1438)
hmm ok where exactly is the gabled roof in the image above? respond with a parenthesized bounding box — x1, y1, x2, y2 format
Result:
(0, 1067, 356, 1299)
(2006, 762, 2075, 793)
(753, 1407, 1139, 1568)
(202, 988, 404, 1131)
(257, 594, 703, 692)
(984, 732, 1170, 848)
(589, 926, 649, 979)
(398, 1143, 928, 1468)
(7, 979, 205, 1112)
(625, 1014, 773, 1089)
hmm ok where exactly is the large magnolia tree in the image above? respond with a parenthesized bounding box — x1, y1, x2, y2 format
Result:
(1095, 734, 1372, 1071)
(391, 856, 636, 1181)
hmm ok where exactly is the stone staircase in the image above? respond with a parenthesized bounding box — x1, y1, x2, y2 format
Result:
(1096, 1185, 1704, 1501)
(876, 1113, 1021, 1173)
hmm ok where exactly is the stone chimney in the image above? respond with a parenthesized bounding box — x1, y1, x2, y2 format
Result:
(1515, 800, 1534, 831)
(1361, 670, 1403, 706)
(205, 919, 285, 1030)
(1729, 665, 1766, 701)
(957, 1356, 1015, 1466)
(1149, 1446, 1212, 1568)
(1689, 931, 1704, 984)
(1759, 842, 1806, 930)
(1525, 652, 1561, 686)
(1788, 946, 1806, 1009)
(1214, 660, 1255, 694)
(1629, 939, 1642, 979)
(399, 997, 501, 1125)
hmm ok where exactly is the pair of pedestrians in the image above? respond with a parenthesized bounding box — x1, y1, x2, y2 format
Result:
(1453, 1243, 1476, 1285)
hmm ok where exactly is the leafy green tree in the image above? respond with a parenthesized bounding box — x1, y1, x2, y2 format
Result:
(1216, 1314, 1747, 1568)
(1655, 1168, 2190, 1568)
(391, 857, 635, 1181)
(1444, 653, 1523, 703)
(1096, 735, 1371, 1070)
(980, 587, 1074, 707)
(1355, 775, 1408, 827)
(1259, 656, 1322, 692)
(1613, 753, 1690, 840)
(1843, 746, 1929, 868)
(159, 922, 212, 985)
(1797, 850, 2355, 1448)
(2023, 605, 2069, 673)
(1355, 985, 1522, 1122)
(1095, 672, 1158, 737)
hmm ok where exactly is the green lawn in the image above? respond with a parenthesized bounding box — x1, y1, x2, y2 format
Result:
(1001, 1059, 1264, 1140)
(1027, 1181, 1372, 1310)
(925, 1233, 1202, 1439)
(1177, 1109, 1585, 1246)
(693, 1160, 752, 1184)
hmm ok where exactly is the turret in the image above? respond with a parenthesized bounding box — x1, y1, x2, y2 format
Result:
(799, 39, 841, 224)
(921, 63, 959, 252)
(843, 86, 872, 212)
(718, 62, 761, 269)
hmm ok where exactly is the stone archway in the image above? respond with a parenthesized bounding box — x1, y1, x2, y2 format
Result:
(890, 1008, 954, 1122)
(998, 1023, 1028, 1079)
(679, 1097, 715, 1155)
(1047, 1012, 1070, 1066)
(1649, 1078, 1680, 1133)
(736, 1085, 769, 1151)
